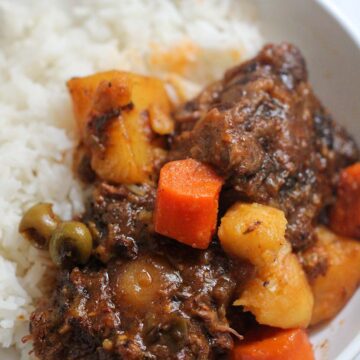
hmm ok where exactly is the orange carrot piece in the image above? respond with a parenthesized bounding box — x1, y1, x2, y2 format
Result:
(232, 328, 314, 360)
(330, 162, 360, 238)
(154, 158, 224, 249)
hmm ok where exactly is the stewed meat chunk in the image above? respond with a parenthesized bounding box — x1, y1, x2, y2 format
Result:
(170, 43, 358, 250)
(31, 242, 252, 359)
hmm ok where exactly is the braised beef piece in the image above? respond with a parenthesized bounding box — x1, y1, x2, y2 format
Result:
(31, 230, 253, 360)
(170, 43, 358, 250)
(83, 182, 156, 262)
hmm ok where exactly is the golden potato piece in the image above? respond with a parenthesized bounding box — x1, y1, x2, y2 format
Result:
(309, 227, 360, 326)
(67, 71, 173, 184)
(67, 71, 129, 137)
(218, 202, 313, 329)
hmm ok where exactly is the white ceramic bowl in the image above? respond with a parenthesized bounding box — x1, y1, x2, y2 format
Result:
(253, 1, 360, 359)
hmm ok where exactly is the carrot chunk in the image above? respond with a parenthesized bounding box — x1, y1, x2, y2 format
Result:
(232, 328, 314, 360)
(154, 158, 223, 249)
(330, 162, 360, 238)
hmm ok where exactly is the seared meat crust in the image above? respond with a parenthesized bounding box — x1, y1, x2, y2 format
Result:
(171, 43, 358, 250)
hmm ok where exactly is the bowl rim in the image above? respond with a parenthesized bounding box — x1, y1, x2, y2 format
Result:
(314, 1, 360, 359)
(316, 0, 360, 48)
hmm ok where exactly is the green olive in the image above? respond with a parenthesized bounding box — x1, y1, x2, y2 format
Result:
(49, 221, 93, 267)
(160, 316, 188, 352)
(144, 314, 188, 352)
(18, 203, 60, 249)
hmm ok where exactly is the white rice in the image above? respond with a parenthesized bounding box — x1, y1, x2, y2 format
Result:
(0, 0, 263, 358)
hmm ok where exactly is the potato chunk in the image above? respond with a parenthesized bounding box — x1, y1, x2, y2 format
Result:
(67, 71, 173, 184)
(218, 203, 313, 329)
(308, 227, 360, 325)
